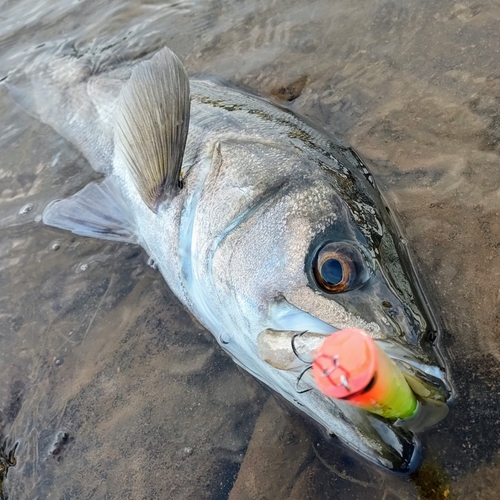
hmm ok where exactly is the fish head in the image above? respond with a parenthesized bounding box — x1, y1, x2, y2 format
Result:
(208, 142, 452, 472)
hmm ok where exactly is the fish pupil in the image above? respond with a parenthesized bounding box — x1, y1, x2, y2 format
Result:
(321, 259, 343, 285)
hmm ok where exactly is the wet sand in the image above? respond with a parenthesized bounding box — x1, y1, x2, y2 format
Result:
(1, 0, 500, 498)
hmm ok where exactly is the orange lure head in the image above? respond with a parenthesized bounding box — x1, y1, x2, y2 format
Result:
(312, 328, 417, 420)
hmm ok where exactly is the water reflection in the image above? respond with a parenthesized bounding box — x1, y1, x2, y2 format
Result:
(1, 0, 500, 498)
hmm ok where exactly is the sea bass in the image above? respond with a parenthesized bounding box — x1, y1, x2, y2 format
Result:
(7, 48, 452, 473)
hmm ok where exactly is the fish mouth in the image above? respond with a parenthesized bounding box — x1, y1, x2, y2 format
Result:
(264, 303, 452, 473)
(270, 300, 453, 403)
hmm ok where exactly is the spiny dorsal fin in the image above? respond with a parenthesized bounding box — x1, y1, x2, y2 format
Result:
(114, 48, 190, 212)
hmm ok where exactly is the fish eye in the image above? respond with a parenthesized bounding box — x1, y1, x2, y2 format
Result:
(313, 242, 369, 293)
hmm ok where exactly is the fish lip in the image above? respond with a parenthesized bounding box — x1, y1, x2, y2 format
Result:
(269, 300, 339, 335)
(273, 299, 451, 386)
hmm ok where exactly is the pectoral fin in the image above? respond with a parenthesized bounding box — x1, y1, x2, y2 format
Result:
(43, 177, 137, 243)
(114, 48, 190, 212)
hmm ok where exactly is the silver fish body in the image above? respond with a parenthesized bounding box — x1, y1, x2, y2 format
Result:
(7, 48, 452, 473)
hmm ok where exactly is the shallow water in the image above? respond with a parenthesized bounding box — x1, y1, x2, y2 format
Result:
(1, 0, 500, 498)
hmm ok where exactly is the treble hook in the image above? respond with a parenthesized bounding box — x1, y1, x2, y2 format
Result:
(291, 330, 314, 364)
(295, 365, 313, 393)
(291, 331, 315, 394)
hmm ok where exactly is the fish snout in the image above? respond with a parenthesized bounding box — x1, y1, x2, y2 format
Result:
(378, 299, 424, 345)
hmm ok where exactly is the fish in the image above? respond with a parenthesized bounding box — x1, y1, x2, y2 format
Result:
(6, 47, 452, 473)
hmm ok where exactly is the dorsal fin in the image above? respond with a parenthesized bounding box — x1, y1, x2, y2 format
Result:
(114, 48, 190, 212)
